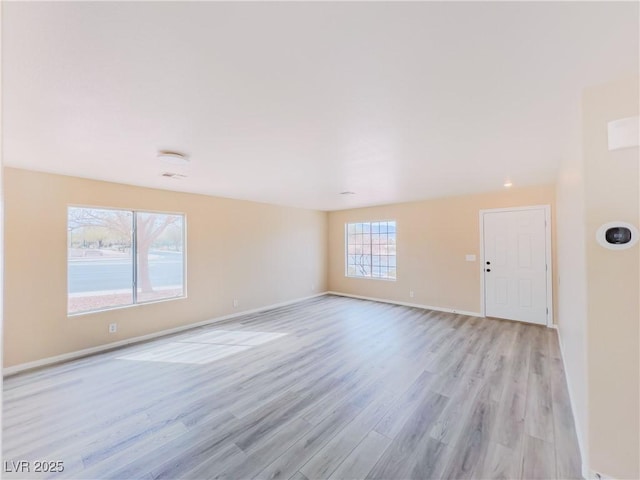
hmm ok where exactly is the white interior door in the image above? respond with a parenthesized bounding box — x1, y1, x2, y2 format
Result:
(483, 207, 549, 325)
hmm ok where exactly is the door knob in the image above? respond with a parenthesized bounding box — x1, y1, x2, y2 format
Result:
(485, 268, 491, 272)
(486, 261, 491, 265)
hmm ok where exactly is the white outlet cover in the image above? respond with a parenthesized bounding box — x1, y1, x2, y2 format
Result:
(465, 254, 476, 261)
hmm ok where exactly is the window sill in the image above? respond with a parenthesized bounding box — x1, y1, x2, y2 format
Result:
(345, 275, 397, 282)
(67, 294, 187, 317)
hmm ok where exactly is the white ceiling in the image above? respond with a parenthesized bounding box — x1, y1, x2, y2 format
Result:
(3, 2, 638, 211)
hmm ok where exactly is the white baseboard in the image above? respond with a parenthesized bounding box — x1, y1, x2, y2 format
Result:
(584, 468, 615, 480)
(3, 292, 329, 377)
(327, 291, 483, 318)
(554, 326, 589, 480)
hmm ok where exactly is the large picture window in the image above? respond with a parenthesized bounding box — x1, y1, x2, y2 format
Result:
(68, 207, 185, 315)
(345, 220, 396, 280)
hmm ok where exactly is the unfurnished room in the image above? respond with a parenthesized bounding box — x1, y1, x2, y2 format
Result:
(1, 2, 639, 479)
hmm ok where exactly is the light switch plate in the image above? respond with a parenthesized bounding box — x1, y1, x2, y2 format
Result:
(465, 254, 476, 261)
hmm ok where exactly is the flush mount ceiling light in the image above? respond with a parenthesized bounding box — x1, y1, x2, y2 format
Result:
(503, 181, 513, 188)
(157, 150, 189, 166)
(340, 191, 356, 195)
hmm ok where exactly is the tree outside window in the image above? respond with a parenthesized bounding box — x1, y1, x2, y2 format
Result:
(68, 207, 185, 314)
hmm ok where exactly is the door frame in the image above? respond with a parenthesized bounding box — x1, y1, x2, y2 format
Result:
(479, 205, 553, 327)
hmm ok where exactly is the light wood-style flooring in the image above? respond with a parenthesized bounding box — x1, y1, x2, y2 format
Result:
(3, 295, 582, 479)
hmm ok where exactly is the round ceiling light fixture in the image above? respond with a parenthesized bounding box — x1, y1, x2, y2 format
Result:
(503, 181, 513, 188)
(157, 150, 189, 166)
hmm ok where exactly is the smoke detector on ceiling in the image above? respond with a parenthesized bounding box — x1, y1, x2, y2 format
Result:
(607, 116, 639, 151)
(161, 172, 187, 180)
(157, 150, 190, 165)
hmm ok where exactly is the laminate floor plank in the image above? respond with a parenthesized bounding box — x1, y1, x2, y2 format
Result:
(215, 418, 315, 480)
(366, 391, 448, 479)
(298, 384, 400, 479)
(3, 295, 581, 480)
(521, 434, 556, 480)
(493, 375, 527, 449)
(327, 431, 391, 480)
(255, 397, 369, 480)
(404, 437, 451, 480)
(289, 473, 310, 480)
(549, 350, 583, 480)
(372, 370, 436, 438)
(429, 374, 485, 445)
(478, 441, 522, 480)
(440, 399, 498, 480)
(70, 422, 191, 480)
(524, 370, 554, 442)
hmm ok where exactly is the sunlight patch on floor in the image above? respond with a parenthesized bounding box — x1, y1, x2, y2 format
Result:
(116, 330, 287, 364)
(181, 330, 288, 346)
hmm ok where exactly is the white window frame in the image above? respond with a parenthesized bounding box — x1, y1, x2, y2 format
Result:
(344, 220, 397, 281)
(67, 205, 187, 316)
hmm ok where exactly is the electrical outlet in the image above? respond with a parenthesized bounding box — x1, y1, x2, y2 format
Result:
(409, 290, 415, 298)
(108, 323, 117, 334)
(233, 299, 239, 308)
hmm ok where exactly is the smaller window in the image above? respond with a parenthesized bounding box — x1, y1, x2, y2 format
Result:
(345, 221, 396, 280)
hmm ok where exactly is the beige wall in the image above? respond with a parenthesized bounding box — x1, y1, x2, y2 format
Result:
(327, 185, 556, 316)
(583, 76, 639, 479)
(3, 167, 328, 368)
(556, 125, 589, 467)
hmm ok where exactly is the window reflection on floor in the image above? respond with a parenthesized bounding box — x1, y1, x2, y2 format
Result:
(117, 330, 287, 365)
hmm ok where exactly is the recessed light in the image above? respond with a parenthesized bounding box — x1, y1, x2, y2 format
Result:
(503, 181, 513, 188)
(157, 150, 189, 166)
(340, 191, 356, 195)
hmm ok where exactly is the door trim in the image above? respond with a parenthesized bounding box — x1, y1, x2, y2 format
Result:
(479, 205, 553, 327)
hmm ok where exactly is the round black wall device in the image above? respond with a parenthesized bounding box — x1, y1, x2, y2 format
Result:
(596, 222, 639, 250)
(605, 227, 632, 244)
